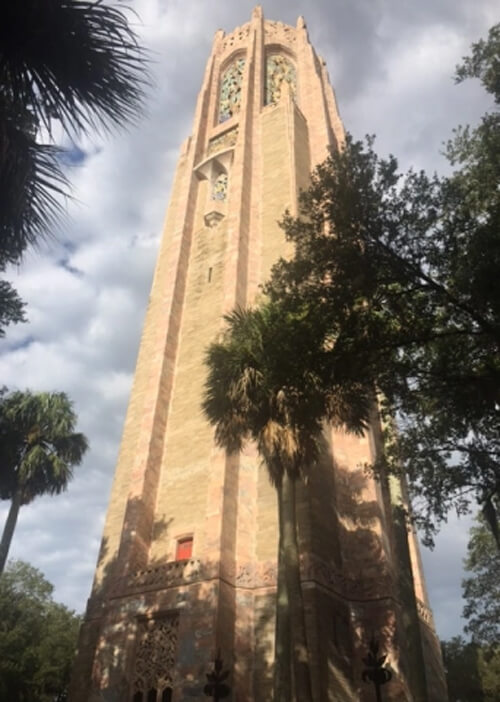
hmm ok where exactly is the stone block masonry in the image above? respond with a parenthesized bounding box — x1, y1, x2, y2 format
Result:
(69, 7, 447, 702)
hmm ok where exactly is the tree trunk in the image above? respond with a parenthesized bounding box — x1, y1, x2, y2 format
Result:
(274, 481, 292, 702)
(0, 490, 22, 574)
(482, 495, 500, 550)
(281, 471, 313, 702)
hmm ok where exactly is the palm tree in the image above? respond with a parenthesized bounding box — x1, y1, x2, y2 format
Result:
(0, 390, 88, 574)
(0, 1, 149, 333)
(202, 302, 371, 702)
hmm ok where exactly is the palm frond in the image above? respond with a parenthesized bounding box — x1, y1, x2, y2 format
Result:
(0, 390, 88, 502)
(0, 96, 69, 266)
(203, 299, 373, 487)
(1, 1, 150, 136)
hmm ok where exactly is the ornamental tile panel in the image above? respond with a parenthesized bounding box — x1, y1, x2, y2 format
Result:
(218, 58, 245, 123)
(265, 54, 297, 105)
(212, 172, 228, 201)
(207, 126, 238, 156)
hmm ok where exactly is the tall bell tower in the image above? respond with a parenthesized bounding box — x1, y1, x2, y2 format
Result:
(70, 8, 447, 701)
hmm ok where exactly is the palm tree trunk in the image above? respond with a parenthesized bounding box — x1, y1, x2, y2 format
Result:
(281, 471, 313, 702)
(0, 489, 22, 574)
(274, 480, 292, 702)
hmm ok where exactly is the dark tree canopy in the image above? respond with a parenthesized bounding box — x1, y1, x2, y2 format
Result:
(267, 23, 500, 546)
(0, 560, 81, 702)
(462, 512, 500, 646)
(455, 23, 500, 103)
(441, 636, 500, 702)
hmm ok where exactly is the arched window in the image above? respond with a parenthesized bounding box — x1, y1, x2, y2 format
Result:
(132, 692, 143, 702)
(147, 689, 157, 702)
(161, 688, 173, 702)
(265, 54, 296, 105)
(218, 57, 245, 123)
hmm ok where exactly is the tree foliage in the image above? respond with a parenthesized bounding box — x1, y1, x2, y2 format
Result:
(202, 302, 372, 702)
(462, 512, 500, 646)
(203, 304, 371, 482)
(0, 559, 81, 702)
(0, 389, 88, 573)
(442, 636, 500, 702)
(0, 0, 149, 336)
(267, 23, 500, 546)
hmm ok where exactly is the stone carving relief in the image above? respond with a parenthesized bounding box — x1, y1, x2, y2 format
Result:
(103, 552, 396, 612)
(233, 554, 394, 602)
(218, 58, 245, 123)
(221, 24, 250, 53)
(265, 54, 297, 105)
(133, 615, 179, 699)
(109, 559, 204, 599)
(264, 21, 297, 43)
(207, 126, 238, 156)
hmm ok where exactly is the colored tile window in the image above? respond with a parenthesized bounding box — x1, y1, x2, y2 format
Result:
(265, 54, 297, 105)
(212, 172, 228, 201)
(218, 58, 245, 123)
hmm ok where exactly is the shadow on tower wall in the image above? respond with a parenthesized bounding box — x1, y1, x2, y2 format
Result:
(68, 495, 275, 702)
(294, 426, 436, 702)
(69, 442, 443, 702)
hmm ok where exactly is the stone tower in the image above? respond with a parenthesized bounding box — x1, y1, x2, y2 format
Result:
(70, 8, 447, 702)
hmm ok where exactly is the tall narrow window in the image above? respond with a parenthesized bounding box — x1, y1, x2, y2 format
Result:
(175, 536, 193, 560)
(218, 57, 245, 123)
(147, 689, 157, 702)
(161, 689, 173, 702)
(265, 54, 297, 105)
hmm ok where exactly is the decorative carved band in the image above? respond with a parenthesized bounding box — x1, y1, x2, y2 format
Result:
(221, 24, 250, 53)
(234, 553, 394, 601)
(109, 559, 208, 599)
(207, 127, 238, 156)
(416, 598, 435, 628)
(264, 21, 297, 43)
(99, 553, 396, 605)
(235, 561, 277, 588)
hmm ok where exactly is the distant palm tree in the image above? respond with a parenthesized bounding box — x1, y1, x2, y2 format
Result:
(0, 390, 88, 573)
(203, 303, 371, 702)
(0, 0, 149, 273)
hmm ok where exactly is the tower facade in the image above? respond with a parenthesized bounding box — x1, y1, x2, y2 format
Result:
(71, 8, 447, 702)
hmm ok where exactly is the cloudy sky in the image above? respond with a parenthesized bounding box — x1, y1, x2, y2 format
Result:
(0, 0, 497, 640)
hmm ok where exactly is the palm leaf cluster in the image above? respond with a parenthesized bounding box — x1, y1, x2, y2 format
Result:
(0, 95, 67, 268)
(0, 1, 149, 335)
(1, 1, 149, 137)
(203, 303, 371, 485)
(0, 390, 88, 574)
(0, 390, 88, 504)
